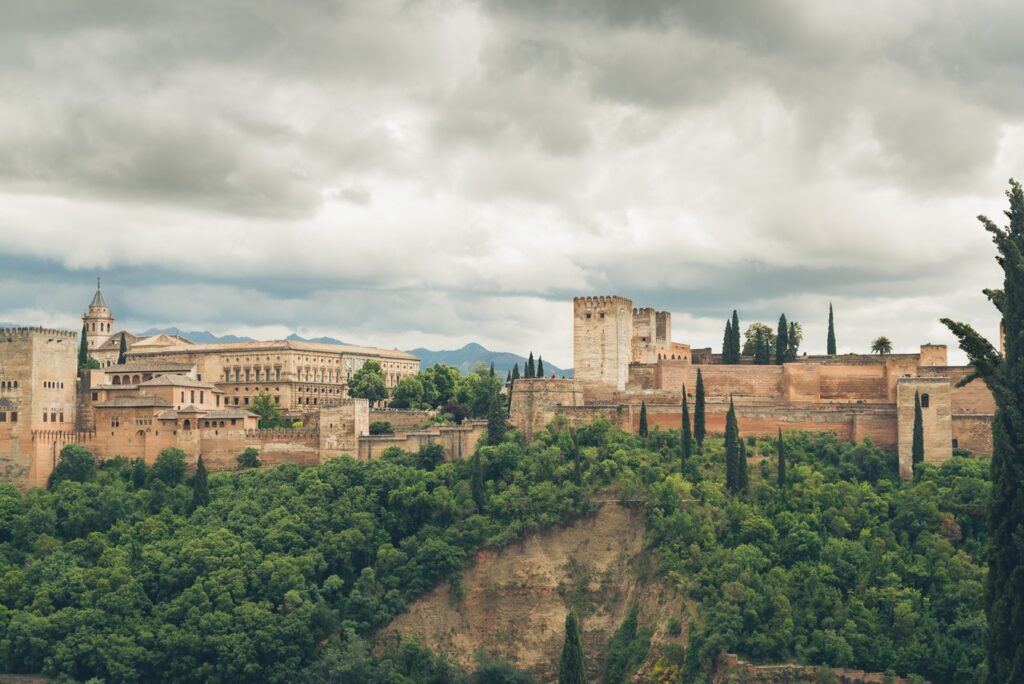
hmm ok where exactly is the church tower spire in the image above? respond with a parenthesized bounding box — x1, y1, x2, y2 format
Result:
(83, 278, 114, 352)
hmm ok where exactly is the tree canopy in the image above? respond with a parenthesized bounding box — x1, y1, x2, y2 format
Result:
(348, 360, 388, 404)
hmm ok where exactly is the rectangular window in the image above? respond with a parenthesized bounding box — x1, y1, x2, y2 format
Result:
(10, 412, 16, 422)
(181, 392, 185, 402)
(43, 412, 47, 422)
(200, 391, 204, 404)
(216, 395, 220, 406)
(197, 374, 202, 381)
(0, 412, 5, 422)
(92, 391, 98, 400)
(231, 419, 237, 426)
(190, 390, 195, 404)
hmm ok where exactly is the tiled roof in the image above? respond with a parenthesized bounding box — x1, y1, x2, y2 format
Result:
(130, 339, 420, 361)
(201, 408, 259, 420)
(95, 396, 172, 408)
(138, 374, 217, 389)
(103, 361, 194, 373)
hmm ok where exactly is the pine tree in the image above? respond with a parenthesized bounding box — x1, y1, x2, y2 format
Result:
(731, 310, 741, 362)
(526, 352, 535, 379)
(940, 179, 1024, 681)
(78, 324, 89, 369)
(512, 363, 521, 381)
(776, 314, 788, 365)
(722, 320, 733, 363)
(558, 611, 587, 684)
(537, 356, 545, 378)
(694, 369, 706, 450)
(827, 303, 837, 355)
(638, 401, 648, 438)
(117, 332, 128, 365)
(725, 399, 738, 493)
(189, 455, 209, 512)
(912, 390, 925, 468)
(680, 385, 692, 469)
(776, 428, 786, 488)
(470, 451, 485, 512)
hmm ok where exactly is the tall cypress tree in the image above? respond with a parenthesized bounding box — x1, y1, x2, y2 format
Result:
(731, 310, 741, 362)
(558, 611, 586, 684)
(117, 332, 128, 365)
(941, 179, 1024, 681)
(737, 433, 749, 493)
(506, 370, 511, 383)
(694, 369, 706, 450)
(570, 429, 583, 487)
(680, 385, 692, 469)
(912, 390, 925, 469)
(78, 324, 89, 369)
(526, 352, 535, 379)
(470, 451, 486, 512)
(189, 455, 209, 512)
(486, 393, 507, 446)
(776, 428, 786, 488)
(512, 363, 521, 381)
(537, 356, 545, 378)
(489, 362, 495, 378)
(827, 303, 837, 355)
(725, 398, 738, 493)
(776, 314, 789, 365)
(638, 401, 648, 438)
(722, 320, 733, 363)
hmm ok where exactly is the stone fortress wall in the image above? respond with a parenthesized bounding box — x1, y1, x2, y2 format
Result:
(512, 295, 998, 479)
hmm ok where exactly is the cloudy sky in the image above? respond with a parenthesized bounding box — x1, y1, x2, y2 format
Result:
(1, 0, 1020, 368)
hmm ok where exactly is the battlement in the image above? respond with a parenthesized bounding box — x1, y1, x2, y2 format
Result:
(632, 307, 656, 316)
(573, 295, 633, 309)
(0, 327, 78, 341)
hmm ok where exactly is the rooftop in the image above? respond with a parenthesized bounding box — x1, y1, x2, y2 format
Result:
(130, 339, 419, 361)
(138, 374, 218, 389)
(96, 396, 172, 408)
(103, 360, 195, 373)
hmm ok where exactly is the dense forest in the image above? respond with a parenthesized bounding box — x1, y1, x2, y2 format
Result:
(0, 416, 989, 683)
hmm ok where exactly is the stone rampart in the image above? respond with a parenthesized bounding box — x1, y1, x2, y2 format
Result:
(369, 409, 435, 431)
(358, 420, 487, 461)
(508, 378, 585, 439)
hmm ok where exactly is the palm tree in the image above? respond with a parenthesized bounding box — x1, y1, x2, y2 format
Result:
(870, 336, 893, 355)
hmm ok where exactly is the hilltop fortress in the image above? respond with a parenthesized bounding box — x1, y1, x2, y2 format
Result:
(509, 295, 996, 479)
(0, 285, 484, 489)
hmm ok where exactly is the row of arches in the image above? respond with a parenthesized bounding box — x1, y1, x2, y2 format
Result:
(0, 380, 18, 389)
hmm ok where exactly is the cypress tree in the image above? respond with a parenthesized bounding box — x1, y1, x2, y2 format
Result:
(537, 356, 545, 378)
(570, 429, 582, 486)
(489, 362, 495, 378)
(638, 401, 648, 438)
(558, 611, 586, 684)
(776, 428, 786, 488)
(189, 455, 209, 512)
(131, 458, 147, 490)
(78, 324, 89, 369)
(486, 393, 507, 446)
(117, 332, 128, 365)
(725, 398, 738, 493)
(737, 434, 749, 492)
(680, 385, 692, 468)
(941, 179, 1024, 681)
(912, 390, 925, 468)
(722, 320, 733, 363)
(776, 314, 788, 365)
(470, 451, 485, 512)
(512, 363, 521, 381)
(694, 369, 706, 450)
(526, 352, 535, 379)
(827, 303, 837, 355)
(731, 310, 741, 362)
(506, 370, 511, 383)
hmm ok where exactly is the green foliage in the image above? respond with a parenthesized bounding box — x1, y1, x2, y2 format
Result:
(48, 443, 97, 488)
(526, 352, 535, 379)
(117, 332, 128, 365)
(694, 369, 706, 449)
(724, 401, 743, 494)
(189, 455, 209, 512)
(912, 391, 925, 467)
(237, 447, 261, 469)
(639, 401, 649, 438)
(536, 356, 545, 378)
(348, 360, 388, 404)
(604, 604, 652, 684)
(369, 421, 395, 435)
(681, 387, 692, 468)
(723, 319, 734, 364)
(940, 178, 1024, 682)
(511, 363, 521, 381)
(731, 311, 741, 363)
(131, 458, 147, 489)
(559, 611, 586, 684)
(871, 336, 893, 355)
(827, 303, 837, 355)
(486, 394, 507, 446)
(776, 314, 789, 365)
(744, 323, 775, 364)
(251, 391, 281, 421)
(776, 429, 786, 488)
(152, 447, 186, 486)
(390, 374, 427, 409)
(787, 320, 802, 361)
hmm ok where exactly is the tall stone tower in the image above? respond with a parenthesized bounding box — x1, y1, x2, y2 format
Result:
(573, 296, 633, 393)
(82, 278, 114, 352)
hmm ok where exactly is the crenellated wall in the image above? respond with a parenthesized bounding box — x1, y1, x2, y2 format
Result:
(358, 420, 487, 461)
(508, 378, 585, 439)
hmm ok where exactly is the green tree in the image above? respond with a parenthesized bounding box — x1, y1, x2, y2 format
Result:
(744, 323, 776, 363)
(390, 375, 426, 409)
(537, 356, 545, 378)
(827, 303, 837, 355)
(694, 369, 706, 450)
(486, 394, 507, 446)
(236, 447, 261, 468)
(940, 179, 1024, 682)
(131, 457, 147, 489)
(725, 399, 742, 494)
(189, 455, 209, 512)
(489, 362, 495, 377)
(526, 353, 535, 379)
(250, 391, 280, 421)
(78, 324, 89, 369)
(776, 428, 786, 487)
(48, 444, 97, 488)
(737, 429, 749, 492)
(638, 401, 648, 438)
(722, 319, 734, 363)
(776, 314, 789, 365)
(511, 363, 521, 381)
(470, 451, 485, 512)
(152, 448, 186, 486)
(787, 320, 802, 360)
(369, 421, 394, 435)
(559, 611, 586, 684)
(117, 332, 128, 365)
(348, 360, 388, 404)
(871, 336, 893, 355)
(680, 385, 692, 468)
(423, 364, 462, 407)
(912, 390, 925, 468)
(731, 310, 741, 362)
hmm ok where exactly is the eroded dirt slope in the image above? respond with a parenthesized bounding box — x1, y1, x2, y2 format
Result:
(379, 501, 688, 682)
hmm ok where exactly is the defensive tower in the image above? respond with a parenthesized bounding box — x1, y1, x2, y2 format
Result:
(573, 296, 632, 392)
(82, 278, 114, 352)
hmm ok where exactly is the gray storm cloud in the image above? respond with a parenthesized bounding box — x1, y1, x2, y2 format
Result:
(0, 0, 1018, 366)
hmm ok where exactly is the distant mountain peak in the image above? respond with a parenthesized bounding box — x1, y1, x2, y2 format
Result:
(406, 343, 571, 377)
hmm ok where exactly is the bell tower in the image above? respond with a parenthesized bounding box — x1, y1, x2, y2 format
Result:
(82, 277, 114, 351)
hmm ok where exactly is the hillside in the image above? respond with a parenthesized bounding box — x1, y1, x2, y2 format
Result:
(407, 342, 572, 377)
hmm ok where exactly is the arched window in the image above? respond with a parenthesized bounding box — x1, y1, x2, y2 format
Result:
(921, 393, 930, 408)
(183, 419, 191, 430)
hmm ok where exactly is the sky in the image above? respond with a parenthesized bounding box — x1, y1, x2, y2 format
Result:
(1, 1, 1021, 368)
